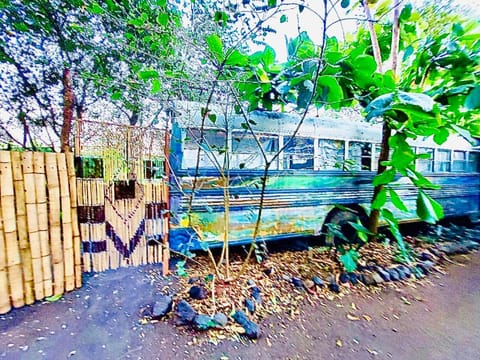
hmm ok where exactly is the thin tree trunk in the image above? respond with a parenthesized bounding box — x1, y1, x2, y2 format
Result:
(367, 0, 401, 240)
(74, 105, 83, 157)
(362, 0, 383, 73)
(390, 0, 401, 76)
(61, 68, 74, 153)
(368, 124, 391, 239)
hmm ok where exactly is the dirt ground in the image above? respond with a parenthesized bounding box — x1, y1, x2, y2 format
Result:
(1, 252, 479, 360)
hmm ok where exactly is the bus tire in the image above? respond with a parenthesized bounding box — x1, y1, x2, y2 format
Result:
(322, 207, 367, 247)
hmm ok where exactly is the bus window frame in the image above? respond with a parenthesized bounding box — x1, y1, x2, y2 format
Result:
(231, 130, 279, 170)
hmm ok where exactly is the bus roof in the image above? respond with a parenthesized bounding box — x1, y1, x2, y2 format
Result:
(173, 101, 475, 151)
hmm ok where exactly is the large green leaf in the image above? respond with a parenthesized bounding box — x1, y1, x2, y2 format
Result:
(416, 190, 444, 224)
(206, 34, 224, 62)
(465, 85, 480, 110)
(225, 49, 248, 66)
(352, 55, 377, 85)
(365, 93, 394, 120)
(315, 75, 344, 108)
(339, 249, 359, 272)
(406, 168, 440, 190)
(262, 46, 276, 68)
(371, 188, 387, 210)
(372, 168, 396, 186)
(389, 189, 408, 212)
(138, 69, 159, 80)
(397, 91, 434, 112)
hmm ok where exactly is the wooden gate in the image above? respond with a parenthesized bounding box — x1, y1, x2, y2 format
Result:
(75, 121, 170, 275)
(0, 151, 82, 314)
(76, 178, 169, 274)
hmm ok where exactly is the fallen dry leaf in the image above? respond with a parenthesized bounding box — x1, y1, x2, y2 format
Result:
(346, 313, 360, 321)
(336, 339, 343, 347)
(362, 314, 372, 322)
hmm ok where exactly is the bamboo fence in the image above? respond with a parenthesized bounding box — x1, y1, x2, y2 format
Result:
(0, 151, 82, 314)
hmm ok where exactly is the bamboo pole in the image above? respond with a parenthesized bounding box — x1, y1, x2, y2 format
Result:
(66, 155, 82, 288)
(0, 152, 24, 308)
(45, 152, 64, 296)
(33, 152, 52, 297)
(58, 154, 74, 291)
(22, 152, 43, 300)
(0, 165, 11, 314)
(161, 178, 170, 274)
(11, 151, 34, 305)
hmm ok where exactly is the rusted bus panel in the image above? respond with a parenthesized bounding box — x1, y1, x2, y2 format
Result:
(168, 103, 480, 252)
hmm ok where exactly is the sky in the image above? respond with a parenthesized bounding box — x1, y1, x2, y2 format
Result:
(256, 0, 480, 61)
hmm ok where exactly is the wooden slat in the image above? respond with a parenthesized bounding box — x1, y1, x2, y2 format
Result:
(33, 152, 52, 297)
(0, 151, 24, 308)
(45, 153, 64, 296)
(23, 152, 44, 300)
(11, 151, 34, 305)
(66, 155, 82, 288)
(0, 172, 11, 314)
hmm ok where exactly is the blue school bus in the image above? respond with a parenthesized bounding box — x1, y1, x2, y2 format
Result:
(167, 102, 480, 252)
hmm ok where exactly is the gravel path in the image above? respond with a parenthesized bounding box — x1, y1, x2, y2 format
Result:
(1, 253, 479, 360)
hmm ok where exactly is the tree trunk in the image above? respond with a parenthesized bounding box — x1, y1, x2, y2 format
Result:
(61, 68, 74, 153)
(390, 0, 401, 76)
(362, 0, 383, 73)
(368, 122, 391, 239)
(367, 0, 401, 240)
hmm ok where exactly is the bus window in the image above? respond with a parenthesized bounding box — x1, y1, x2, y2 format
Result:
(435, 149, 451, 172)
(317, 139, 344, 170)
(468, 152, 480, 173)
(284, 137, 314, 170)
(183, 128, 226, 169)
(372, 144, 382, 171)
(417, 147, 434, 172)
(232, 132, 279, 169)
(452, 150, 467, 172)
(349, 142, 372, 170)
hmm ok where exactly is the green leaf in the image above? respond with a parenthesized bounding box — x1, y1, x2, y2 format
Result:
(151, 79, 162, 94)
(451, 124, 475, 144)
(365, 93, 394, 120)
(268, 0, 277, 7)
(372, 188, 387, 210)
(339, 249, 359, 272)
(88, 2, 104, 14)
(433, 127, 449, 145)
(372, 168, 396, 186)
(206, 34, 224, 62)
(391, 136, 415, 171)
(256, 67, 270, 83)
(315, 75, 344, 108)
(397, 91, 434, 112)
(214, 11, 229, 25)
(389, 189, 408, 212)
(208, 113, 217, 124)
(262, 46, 276, 68)
(280, 14, 288, 23)
(465, 85, 480, 110)
(156, 13, 169, 26)
(138, 69, 159, 80)
(111, 90, 122, 100)
(157, 0, 167, 6)
(406, 168, 440, 190)
(45, 294, 62, 302)
(225, 49, 248, 66)
(416, 191, 444, 224)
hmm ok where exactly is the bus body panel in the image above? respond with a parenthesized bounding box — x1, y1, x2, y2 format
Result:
(167, 103, 480, 252)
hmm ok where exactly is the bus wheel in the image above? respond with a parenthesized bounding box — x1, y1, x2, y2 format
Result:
(323, 208, 367, 248)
